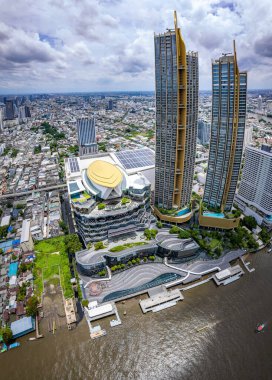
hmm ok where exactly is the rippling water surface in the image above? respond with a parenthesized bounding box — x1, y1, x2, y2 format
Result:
(1, 251, 272, 380)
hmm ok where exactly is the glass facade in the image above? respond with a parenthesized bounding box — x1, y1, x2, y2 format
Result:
(154, 21, 198, 211)
(203, 53, 247, 211)
(155, 32, 178, 209)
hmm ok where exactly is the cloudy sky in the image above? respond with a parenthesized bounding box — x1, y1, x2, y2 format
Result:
(0, 0, 271, 93)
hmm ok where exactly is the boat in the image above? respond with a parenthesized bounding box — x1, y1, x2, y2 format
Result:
(255, 323, 265, 333)
(8, 342, 21, 350)
(1, 343, 8, 353)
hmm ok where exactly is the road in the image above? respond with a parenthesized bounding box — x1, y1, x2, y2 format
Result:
(61, 193, 75, 234)
(0, 183, 67, 199)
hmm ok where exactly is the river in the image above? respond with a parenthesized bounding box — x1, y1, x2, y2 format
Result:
(1, 250, 272, 380)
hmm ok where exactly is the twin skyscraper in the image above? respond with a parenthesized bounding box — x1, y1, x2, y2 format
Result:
(154, 11, 247, 222)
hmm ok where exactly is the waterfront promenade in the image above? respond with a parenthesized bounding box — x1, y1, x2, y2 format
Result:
(81, 249, 246, 304)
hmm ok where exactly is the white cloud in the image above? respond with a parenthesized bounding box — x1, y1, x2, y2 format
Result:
(0, 0, 271, 92)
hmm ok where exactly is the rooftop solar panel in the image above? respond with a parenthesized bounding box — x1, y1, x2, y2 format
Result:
(69, 157, 80, 173)
(115, 148, 155, 170)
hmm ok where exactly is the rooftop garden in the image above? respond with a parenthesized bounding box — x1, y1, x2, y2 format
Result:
(110, 255, 156, 273)
(189, 225, 259, 257)
(109, 242, 147, 252)
(156, 205, 191, 217)
(169, 225, 191, 239)
(121, 197, 130, 205)
(144, 228, 158, 240)
(71, 191, 91, 204)
(201, 202, 241, 218)
(157, 207, 177, 216)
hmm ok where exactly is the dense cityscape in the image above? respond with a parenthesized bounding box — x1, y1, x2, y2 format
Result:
(0, 3, 272, 380)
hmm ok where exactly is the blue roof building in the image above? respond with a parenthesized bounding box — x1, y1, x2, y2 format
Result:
(10, 317, 35, 339)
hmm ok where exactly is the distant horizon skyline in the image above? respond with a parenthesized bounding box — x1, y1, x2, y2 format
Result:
(0, 0, 272, 93)
(0, 88, 272, 97)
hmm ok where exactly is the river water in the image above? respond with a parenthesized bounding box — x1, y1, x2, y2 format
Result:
(1, 250, 272, 380)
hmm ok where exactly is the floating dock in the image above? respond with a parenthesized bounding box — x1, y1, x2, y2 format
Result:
(139, 286, 183, 313)
(212, 264, 244, 286)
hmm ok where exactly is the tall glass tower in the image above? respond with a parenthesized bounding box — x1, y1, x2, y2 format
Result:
(203, 43, 247, 212)
(77, 117, 98, 156)
(154, 12, 198, 212)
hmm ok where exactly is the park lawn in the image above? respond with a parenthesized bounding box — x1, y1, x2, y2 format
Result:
(34, 236, 73, 298)
(209, 239, 221, 250)
(109, 242, 147, 252)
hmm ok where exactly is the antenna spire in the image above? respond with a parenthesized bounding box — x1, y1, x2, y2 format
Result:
(174, 10, 178, 29)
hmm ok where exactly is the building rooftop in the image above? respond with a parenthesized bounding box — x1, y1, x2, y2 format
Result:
(10, 316, 35, 338)
(21, 219, 31, 243)
(87, 160, 123, 188)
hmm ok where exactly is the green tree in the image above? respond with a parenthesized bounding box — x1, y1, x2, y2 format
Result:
(94, 241, 105, 250)
(242, 216, 257, 230)
(82, 299, 89, 308)
(98, 269, 106, 276)
(1, 326, 13, 344)
(178, 229, 191, 239)
(65, 234, 82, 254)
(156, 221, 163, 229)
(59, 220, 69, 235)
(169, 225, 181, 234)
(20, 263, 28, 272)
(16, 203, 25, 209)
(0, 225, 8, 239)
(26, 296, 39, 317)
(144, 229, 158, 240)
(121, 197, 130, 205)
(98, 203, 106, 210)
(259, 228, 270, 244)
(11, 148, 19, 158)
(214, 246, 223, 257)
(34, 145, 41, 154)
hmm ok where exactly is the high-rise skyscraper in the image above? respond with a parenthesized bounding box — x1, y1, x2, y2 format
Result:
(77, 117, 98, 156)
(0, 106, 4, 131)
(235, 145, 272, 228)
(154, 11, 198, 214)
(203, 43, 247, 212)
(18, 105, 31, 121)
(5, 99, 15, 120)
(243, 124, 252, 151)
(258, 95, 262, 112)
(197, 119, 210, 145)
(108, 100, 113, 110)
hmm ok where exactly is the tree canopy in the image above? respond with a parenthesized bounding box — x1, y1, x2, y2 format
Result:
(0, 326, 13, 344)
(26, 296, 39, 317)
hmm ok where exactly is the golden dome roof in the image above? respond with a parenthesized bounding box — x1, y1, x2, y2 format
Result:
(87, 160, 123, 188)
